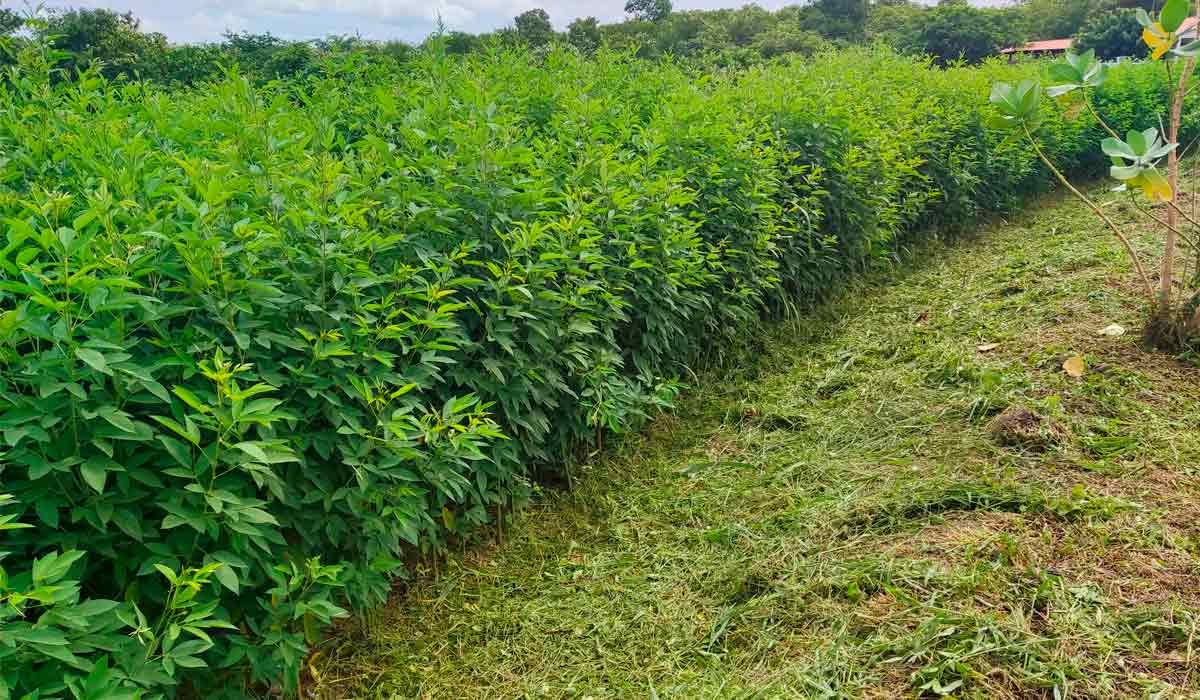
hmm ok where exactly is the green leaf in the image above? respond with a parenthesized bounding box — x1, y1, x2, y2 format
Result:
(989, 82, 1020, 115)
(158, 436, 193, 469)
(1046, 62, 1079, 83)
(1101, 137, 1136, 160)
(32, 550, 85, 584)
(1136, 7, 1154, 26)
(98, 406, 137, 433)
(1046, 83, 1079, 98)
(1174, 40, 1200, 56)
(213, 563, 239, 594)
(233, 441, 270, 463)
(1016, 79, 1041, 118)
(153, 415, 201, 445)
(75, 348, 110, 376)
(173, 385, 212, 414)
(1111, 164, 1142, 180)
(11, 627, 69, 646)
(154, 564, 178, 585)
(80, 460, 108, 494)
(1161, 0, 1189, 33)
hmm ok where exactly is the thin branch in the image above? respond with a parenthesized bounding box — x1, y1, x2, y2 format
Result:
(1083, 91, 1120, 141)
(1022, 123, 1156, 301)
(1165, 198, 1200, 235)
(1128, 195, 1200, 253)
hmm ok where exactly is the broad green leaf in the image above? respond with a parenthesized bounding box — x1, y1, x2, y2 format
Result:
(1174, 40, 1200, 56)
(154, 564, 178, 585)
(172, 386, 212, 414)
(1161, 0, 1189, 33)
(214, 563, 239, 594)
(80, 461, 108, 494)
(1046, 83, 1079, 98)
(75, 348, 110, 376)
(1101, 137, 1137, 159)
(1127, 129, 1149, 156)
(1110, 164, 1141, 180)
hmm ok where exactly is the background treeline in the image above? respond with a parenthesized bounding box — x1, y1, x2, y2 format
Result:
(0, 0, 1175, 85)
(1, 30, 1194, 695)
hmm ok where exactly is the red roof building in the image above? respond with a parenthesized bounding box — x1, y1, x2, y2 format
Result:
(1002, 17, 1200, 60)
(1001, 38, 1073, 57)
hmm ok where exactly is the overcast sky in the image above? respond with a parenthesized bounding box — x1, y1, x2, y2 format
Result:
(30, 0, 818, 45)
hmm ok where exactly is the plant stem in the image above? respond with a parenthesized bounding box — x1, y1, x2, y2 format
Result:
(1022, 123, 1155, 301)
(1130, 196, 1200, 253)
(1084, 92, 1120, 141)
(1164, 56, 1196, 309)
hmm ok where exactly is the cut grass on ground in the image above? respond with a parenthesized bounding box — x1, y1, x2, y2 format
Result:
(312, 186, 1200, 699)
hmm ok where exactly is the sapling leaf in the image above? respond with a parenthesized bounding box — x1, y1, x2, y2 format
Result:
(1101, 137, 1137, 159)
(1161, 0, 1189, 33)
(1174, 40, 1200, 56)
(1144, 22, 1174, 60)
(1110, 164, 1141, 180)
(1046, 84, 1080, 98)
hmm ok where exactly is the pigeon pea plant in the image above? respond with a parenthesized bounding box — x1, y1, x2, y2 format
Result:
(0, 35, 1184, 698)
(990, 0, 1200, 347)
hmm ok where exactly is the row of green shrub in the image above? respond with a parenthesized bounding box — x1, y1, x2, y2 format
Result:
(0, 41, 1191, 696)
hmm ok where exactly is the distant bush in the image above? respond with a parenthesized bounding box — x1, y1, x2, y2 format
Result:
(1075, 9, 1148, 61)
(0, 42, 1187, 696)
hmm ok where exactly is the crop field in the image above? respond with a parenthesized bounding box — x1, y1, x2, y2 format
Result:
(1, 29, 1198, 699)
(315, 183, 1200, 699)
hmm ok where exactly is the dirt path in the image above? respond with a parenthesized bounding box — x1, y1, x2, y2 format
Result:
(315, 188, 1200, 699)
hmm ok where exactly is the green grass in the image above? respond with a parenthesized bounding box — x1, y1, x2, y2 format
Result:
(312, 186, 1200, 699)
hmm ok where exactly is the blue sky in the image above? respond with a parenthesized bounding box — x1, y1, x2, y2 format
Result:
(32, 0, 811, 45)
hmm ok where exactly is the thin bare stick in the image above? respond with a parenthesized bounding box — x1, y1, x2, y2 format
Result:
(1165, 198, 1200, 236)
(1164, 55, 1198, 307)
(1022, 123, 1156, 300)
(1084, 92, 1121, 141)
(1129, 196, 1200, 253)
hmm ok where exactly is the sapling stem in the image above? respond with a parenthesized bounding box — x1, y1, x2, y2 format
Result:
(1129, 196, 1200, 253)
(1083, 93, 1120, 141)
(1021, 123, 1155, 300)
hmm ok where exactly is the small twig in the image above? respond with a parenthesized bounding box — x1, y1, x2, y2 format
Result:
(1083, 92, 1120, 140)
(1128, 196, 1200, 253)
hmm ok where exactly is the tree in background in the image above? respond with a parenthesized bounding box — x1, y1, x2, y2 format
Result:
(515, 8, 554, 47)
(9, 0, 1150, 80)
(923, 1, 1019, 63)
(796, 0, 869, 41)
(37, 8, 168, 79)
(1075, 8, 1147, 59)
(624, 0, 673, 23)
(875, 0, 1020, 64)
(751, 24, 827, 58)
(0, 7, 22, 36)
(140, 44, 224, 85)
(1020, 0, 1096, 38)
(567, 17, 602, 53)
(865, 1, 922, 43)
(442, 30, 482, 54)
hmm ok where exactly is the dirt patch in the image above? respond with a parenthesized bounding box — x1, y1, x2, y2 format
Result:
(988, 406, 1068, 449)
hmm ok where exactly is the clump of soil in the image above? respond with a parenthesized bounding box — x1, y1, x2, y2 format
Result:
(987, 406, 1067, 449)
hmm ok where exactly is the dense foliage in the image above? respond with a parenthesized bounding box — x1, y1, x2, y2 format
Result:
(0, 34, 1192, 698)
(1075, 8, 1149, 59)
(0, 0, 1170, 85)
